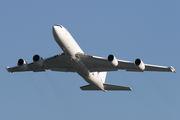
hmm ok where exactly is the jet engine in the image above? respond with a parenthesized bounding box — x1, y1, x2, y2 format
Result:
(108, 54, 118, 67)
(17, 59, 28, 70)
(33, 54, 43, 66)
(134, 58, 145, 71)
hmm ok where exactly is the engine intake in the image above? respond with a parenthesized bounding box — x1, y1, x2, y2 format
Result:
(33, 54, 43, 66)
(134, 58, 145, 71)
(17, 59, 28, 70)
(108, 54, 118, 67)
(33, 55, 40, 62)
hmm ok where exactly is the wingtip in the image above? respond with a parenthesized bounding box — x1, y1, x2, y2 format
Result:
(130, 87, 132, 91)
(104, 90, 107, 93)
(5, 66, 12, 73)
(170, 66, 176, 73)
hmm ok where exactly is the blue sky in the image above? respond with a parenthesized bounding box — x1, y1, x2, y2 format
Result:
(1, 0, 180, 120)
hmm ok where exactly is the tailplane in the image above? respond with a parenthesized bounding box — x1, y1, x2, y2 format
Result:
(103, 83, 132, 90)
(80, 83, 132, 91)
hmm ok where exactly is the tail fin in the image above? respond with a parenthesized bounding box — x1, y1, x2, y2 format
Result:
(99, 72, 107, 83)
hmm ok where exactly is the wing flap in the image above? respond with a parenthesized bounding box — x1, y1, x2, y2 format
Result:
(144, 64, 175, 73)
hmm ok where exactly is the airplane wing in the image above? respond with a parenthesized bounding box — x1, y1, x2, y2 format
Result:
(6, 53, 75, 73)
(75, 53, 176, 73)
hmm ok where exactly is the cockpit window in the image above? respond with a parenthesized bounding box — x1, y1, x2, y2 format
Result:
(55, 24, 63, 28)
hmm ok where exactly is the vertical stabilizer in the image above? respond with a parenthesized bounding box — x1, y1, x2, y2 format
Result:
(99, 72, 107, 83)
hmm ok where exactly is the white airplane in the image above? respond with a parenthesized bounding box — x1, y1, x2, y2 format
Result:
(6, 24, 176, 92)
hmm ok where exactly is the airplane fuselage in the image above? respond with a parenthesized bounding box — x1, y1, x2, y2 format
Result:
(52, 25, 105, 91)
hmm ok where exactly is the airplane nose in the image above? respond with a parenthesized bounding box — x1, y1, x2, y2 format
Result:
(52, 25, 56, 33)
(52, 25, 58, 38)
(54, 24, 63, 28)
(53, 24, 58, 29)
(52, 24, 62, 33)
(55, 24, 60, 26)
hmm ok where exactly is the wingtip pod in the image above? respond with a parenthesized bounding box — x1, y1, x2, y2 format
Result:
(170, 66, 176, 73)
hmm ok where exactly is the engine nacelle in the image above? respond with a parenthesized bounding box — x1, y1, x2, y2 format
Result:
(33, 54, 43, 66)
(134, 58, 145, 71)
(17, 59, 28, 70)
(108, 54, 118, 67)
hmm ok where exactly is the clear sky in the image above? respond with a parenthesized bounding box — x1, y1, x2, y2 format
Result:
(1, 1, 180, 120)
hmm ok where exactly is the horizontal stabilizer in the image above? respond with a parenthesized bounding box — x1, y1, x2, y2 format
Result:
(104, 83, 132, 90)
(80, 85, 101, 90)
(80, 83, 132, 91)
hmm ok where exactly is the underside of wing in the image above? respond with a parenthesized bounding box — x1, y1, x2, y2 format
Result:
(7, 53, 74, 73)
(144, 64, 175, 72)
(76, 53, 175, 73)
(75, 53, 118, 72)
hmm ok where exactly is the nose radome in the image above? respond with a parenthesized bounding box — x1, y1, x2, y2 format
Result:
(52, 25, 59, 38)
(53, 25, 60, 32)
(53, 24, 58, 29)
(53, 24, 63, 32)
(54, 24, 63, 28)
(52, 24, 64, 37)
(52, 26, 56, 33)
